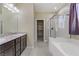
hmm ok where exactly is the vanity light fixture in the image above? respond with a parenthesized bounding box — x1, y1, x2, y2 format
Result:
(14, 7, 19, 13)
(3, 4, 15, 13)
(3, 3, 20, 13)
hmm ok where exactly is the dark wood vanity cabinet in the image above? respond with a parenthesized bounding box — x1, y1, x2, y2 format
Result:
(21, 37, 24, 53)
(15, 37, 21, 56)
(21, 35, 27, 53)
(0, 46, 4, 56)
(0, 46, 2, 55)
(4, 46, 15, 56)
(15, 34, 27, 56)
(25, 35, 27, 48)
(0, 40, 15, 56)
(0, 34, 27, 56)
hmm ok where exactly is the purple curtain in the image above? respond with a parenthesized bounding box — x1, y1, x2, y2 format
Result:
(69, 3, 79, 35)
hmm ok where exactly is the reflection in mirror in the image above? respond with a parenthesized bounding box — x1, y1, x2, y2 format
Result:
(0, 4, 2, 36)
(2, 3, 18, 35)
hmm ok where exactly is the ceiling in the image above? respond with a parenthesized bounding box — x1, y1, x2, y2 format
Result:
(15, 3, 70, 15)
(34, 3, 66, 13)
(15, 3, 69, 13)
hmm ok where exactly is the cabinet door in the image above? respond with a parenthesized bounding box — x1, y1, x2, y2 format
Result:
(0, 45, 1, 54)
(0, 53, 4, 56)
(21, 40, 24, 53)
(4, 46, 15, 56)
(24, 35, 27, 48)
(0, 40, 15, 56)
(23, 38, 26, 49)
(0, 46, 4, 56)
(25, 35, 27, 47)
(15, 37, 21, 56)
(16, 49, 20, 56)
(20, 35, 27, 53)
(0, 53, 1, 56)
(16, 43, 20, 52)
(1, 40, 15, 51)
(23, 35, 26, 48)
(21, 36, 25, 52)
(15, 38, 21, 51)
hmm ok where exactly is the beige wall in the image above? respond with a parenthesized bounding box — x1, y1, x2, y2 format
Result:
(17, 4, 34, 47)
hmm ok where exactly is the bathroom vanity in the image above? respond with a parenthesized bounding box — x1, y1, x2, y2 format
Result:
(0, 33, 27, 56)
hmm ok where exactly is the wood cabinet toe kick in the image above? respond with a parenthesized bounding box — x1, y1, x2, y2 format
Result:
(0, 34, 27, 56)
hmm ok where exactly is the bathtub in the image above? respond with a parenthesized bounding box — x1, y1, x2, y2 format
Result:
(49, 37, 79, 56)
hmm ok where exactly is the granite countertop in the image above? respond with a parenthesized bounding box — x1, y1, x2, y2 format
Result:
(0, 32, 27, 45)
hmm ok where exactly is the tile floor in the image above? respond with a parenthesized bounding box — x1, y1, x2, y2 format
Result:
(21, 41, 52, 56)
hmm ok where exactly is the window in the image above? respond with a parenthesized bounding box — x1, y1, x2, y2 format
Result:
(58, 15, 65, 28)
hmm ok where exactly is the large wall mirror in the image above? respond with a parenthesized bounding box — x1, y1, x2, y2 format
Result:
(0, 4, 2, 35)
(0, 3, 19, 35)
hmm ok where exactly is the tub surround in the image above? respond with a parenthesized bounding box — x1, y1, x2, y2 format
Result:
(0, 32, 27, 56)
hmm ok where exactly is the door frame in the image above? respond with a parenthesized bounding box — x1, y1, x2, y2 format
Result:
(34, 19, 45, 43)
